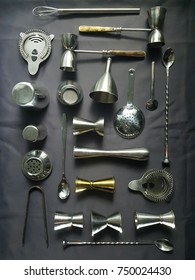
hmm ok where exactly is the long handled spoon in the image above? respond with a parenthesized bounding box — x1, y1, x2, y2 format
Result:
(58, 113, 70, 200)
(63, 238, 173, 253)
(162, 48, 175, 167)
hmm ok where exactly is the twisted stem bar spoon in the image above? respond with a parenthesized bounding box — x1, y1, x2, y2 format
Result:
(162, 48, 175, 167)
(63, 238, 173, 252)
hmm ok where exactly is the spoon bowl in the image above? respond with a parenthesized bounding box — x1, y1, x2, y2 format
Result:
(154, 239, 173, 252)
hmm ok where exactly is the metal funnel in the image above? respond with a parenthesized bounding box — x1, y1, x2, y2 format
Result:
(147, 6, 166, 47)
(89, 57, 118, 103)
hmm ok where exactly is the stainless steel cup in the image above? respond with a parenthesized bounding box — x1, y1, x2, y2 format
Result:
(11, 82, 49, 110)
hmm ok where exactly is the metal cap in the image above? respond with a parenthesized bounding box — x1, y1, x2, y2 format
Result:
(22, 125, 39, 142)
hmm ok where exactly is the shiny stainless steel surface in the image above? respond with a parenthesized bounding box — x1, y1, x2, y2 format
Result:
(22, 124, 47, 142)
(11, 82, 49, 110)
(128, 168, 174, 202)
(89, 57, 118, 103)
(57, 81, 83, 106)
(73, 146, 150, 161)
(75, 177, 115, 193)
(54, 212, 83, 231)
(73, 117, 104, 136)
(60, 33, 145, 72)
(22, 150, 52, 181)
(113, 68, 145, 139)
(63, 238, 174, 252)
(32, 6, 141, 17)
(91, 211, 122, 236)
(135, 210, 176, 230)
(79, 6, 166, 48)
(18, 29, 54, 75)
(58, 113, 70, 200)
(146, 61, 158, 111)
(162, 48, 175, 167)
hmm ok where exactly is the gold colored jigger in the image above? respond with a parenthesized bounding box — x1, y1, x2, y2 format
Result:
(75, 177, 115, 193)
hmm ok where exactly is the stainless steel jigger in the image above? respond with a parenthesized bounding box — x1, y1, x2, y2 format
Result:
(91, 211, 122, 236)
(54, 212, 83, 231)
(73, 116, 104, 136)
(135, 210, 175, 230)
(11, 82, 49, 110)
(60, 33, 146, 72)
(79, 6, 166, 48)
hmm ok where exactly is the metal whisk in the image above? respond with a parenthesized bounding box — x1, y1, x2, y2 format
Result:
(32, 6, 140, 17)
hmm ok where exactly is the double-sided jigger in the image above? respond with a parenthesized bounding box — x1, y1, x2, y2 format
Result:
(79, 6, 167, 48)
(73, 117, 104, 136)
(75, 177, 115, 193)
(54, 212, 84, 231)
(91, 211, 122, 236)
(60, 33, 146, 72)
(135, 210, 176, 230)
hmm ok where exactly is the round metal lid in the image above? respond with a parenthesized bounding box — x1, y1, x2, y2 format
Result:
(22, 125, 39, 142)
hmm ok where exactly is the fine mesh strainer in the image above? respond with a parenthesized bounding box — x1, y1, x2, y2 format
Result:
(113, 68, 145, 139)
(22, 150, 52, 181)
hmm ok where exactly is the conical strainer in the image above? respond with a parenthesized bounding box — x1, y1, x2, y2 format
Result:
(113, 68, 145, 139)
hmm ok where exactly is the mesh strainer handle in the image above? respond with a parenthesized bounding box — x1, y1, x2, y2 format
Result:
(127, 68, 135, 105)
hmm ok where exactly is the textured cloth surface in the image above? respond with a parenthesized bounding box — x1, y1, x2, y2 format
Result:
(0, 0, 194, 260)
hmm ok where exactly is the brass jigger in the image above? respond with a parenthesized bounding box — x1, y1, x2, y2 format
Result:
(135, 210, 176, 230)
(91, 211, 122, 236)
(79, 6, 167, 48)
(60, 33, 145, 72)
(75, 177, 115, 193)
(73, 117, 104, 136)
(54, 212, 83, 231)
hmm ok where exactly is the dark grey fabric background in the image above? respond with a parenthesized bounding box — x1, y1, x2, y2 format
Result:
(0, 0, 194, 260)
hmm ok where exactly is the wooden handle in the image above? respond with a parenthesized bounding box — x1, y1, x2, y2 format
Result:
(108, 50, 146, 58)
(79, 26, 114, 32)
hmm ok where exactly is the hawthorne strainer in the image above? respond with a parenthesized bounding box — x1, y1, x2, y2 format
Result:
(113, 68, 145, 139)
(128, 168, 174, 202)
(18, 29, 54, 75)
(22, 150, 52, 181)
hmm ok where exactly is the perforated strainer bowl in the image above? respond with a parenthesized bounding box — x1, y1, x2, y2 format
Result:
(113, 68, 145, 139)
(22, 150, 52, 181)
